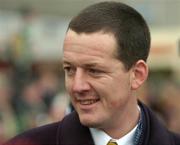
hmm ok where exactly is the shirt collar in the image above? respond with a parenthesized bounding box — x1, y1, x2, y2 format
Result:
(90, 123, 138, 145)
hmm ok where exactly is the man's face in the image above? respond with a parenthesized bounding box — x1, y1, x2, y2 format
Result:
(63, 30, 135, 130)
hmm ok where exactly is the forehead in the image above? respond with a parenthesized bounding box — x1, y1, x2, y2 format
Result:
(63, 29, 117, 57)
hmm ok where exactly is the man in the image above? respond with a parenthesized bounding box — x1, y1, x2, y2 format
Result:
(4, 1, 180, 145)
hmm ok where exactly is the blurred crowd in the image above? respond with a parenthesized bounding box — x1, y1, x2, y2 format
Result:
(0, 64, 71, 143)
(0, 7, 71, 143)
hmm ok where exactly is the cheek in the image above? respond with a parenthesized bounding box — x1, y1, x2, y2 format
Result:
(65, 77, 71, 90)
(109, 100, 120, 108)
(102, 79, 131, 106)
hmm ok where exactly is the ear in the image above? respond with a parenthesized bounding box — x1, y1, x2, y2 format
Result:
(131, 60, 148, 90)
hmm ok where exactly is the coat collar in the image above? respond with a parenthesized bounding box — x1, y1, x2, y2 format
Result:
(138, 101, 175, 145)
(57, 111, 94, 145)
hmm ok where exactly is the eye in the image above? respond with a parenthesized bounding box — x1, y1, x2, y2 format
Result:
(63, 66, 76, 76)
(88, 68, 103, 76)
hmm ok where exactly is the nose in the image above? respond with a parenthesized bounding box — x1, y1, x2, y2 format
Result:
(72, 68, 90, 93)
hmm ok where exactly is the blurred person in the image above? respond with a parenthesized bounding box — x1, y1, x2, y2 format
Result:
(157, 82, 180, 133)
(0, 73, 17, 142)
(48, 93, 70, 122)
(13, 80, 47, 133)
(6, 6, 36, 68)
(37, 70, 60, 109)
(0, 118, 5, 144)
(4, 1, 180, 145)
(5, 6, 39, 98)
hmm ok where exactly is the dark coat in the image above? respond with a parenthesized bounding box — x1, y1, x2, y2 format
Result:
(4, 102, 180, 145)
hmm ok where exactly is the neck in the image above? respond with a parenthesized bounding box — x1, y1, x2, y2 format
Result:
(103, 99, 140, 139)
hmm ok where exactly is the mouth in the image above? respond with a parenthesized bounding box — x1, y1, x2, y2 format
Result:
(78, 99, 100, 105)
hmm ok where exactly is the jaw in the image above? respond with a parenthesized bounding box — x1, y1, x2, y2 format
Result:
(74, 99, 104, 127)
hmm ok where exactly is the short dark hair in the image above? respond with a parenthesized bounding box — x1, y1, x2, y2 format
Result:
(68, 1, 151, 70)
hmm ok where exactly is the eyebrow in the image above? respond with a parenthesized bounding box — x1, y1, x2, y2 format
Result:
(62, 61, 71, 65)
(62, 61, 101, 68)
(83, 63, 99, 68)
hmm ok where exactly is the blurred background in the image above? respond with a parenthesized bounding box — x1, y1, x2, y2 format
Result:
(0, 0, 180, 143)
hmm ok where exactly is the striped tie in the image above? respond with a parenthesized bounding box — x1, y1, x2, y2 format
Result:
(107, 139, 118, 145)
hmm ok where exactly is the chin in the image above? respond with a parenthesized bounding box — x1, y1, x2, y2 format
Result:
(79, 115, 100, 128)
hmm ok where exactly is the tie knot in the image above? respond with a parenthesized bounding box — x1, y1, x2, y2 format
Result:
(107, 139, 118, 145)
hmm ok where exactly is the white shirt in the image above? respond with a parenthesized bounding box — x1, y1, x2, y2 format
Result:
(90, 124, 138, 145)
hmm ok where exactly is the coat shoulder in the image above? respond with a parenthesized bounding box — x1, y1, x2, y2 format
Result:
(4, 122, 60, 145)
(139, 101, 180, 145)
(171, 132, 180, 145)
